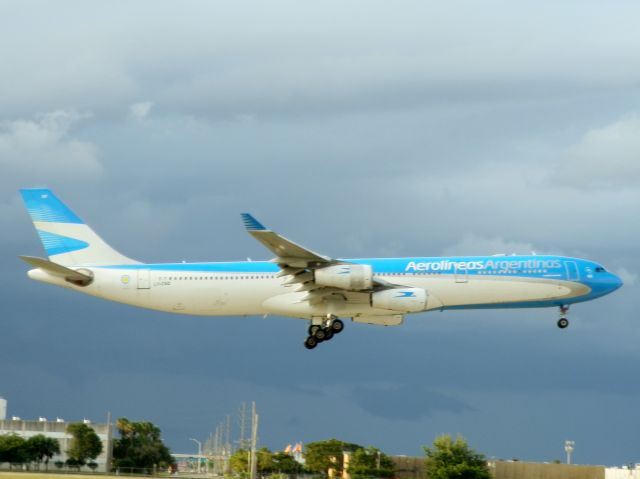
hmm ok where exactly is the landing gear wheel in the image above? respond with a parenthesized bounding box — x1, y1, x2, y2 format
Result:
(324, 328, 334, 340)
(331, 319, 344, 333)
(557, 318, 569, 329)
(304, 336, 318, 350)
(314, 328, 327, 341)
(309, 325, 321, 336)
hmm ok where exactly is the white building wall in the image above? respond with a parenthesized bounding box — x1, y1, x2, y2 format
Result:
(0, 398, 6, 420)
(606, 467, 640, 479)
(0, 419, 111, 472)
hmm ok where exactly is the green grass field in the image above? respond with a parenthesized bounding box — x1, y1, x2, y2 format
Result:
(0, 473, 115, 479)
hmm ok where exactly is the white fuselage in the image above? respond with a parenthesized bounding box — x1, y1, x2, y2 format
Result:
(27, 258, 594, 321)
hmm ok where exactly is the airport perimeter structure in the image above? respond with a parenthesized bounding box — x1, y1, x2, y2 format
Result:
(391, 457, 640, 479)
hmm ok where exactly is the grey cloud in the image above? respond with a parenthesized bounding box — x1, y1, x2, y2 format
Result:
(2, 2, 640, 120)
(556, 114, 640, 189)
(0, 110, 102, 191)
(442, 236, 540, 257)
(353, 384, 473, 420)
(129, 102, 154, 120)
(2, 0, 640, 466)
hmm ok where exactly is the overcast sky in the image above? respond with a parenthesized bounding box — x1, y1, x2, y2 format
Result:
(1, 0, 640, 466)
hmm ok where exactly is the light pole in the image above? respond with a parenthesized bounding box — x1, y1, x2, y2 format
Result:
(190, 438, 203, 474)
(564, 440, 575, 465)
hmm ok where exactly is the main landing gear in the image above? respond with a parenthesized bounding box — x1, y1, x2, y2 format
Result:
(557, 305, 570, 329)
(304, 315, 344, 350)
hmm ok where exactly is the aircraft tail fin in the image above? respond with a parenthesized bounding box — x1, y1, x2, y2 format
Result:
(19, 188, 140, 266)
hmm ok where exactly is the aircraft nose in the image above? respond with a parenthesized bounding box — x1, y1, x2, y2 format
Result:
(609, 273, 624, 291)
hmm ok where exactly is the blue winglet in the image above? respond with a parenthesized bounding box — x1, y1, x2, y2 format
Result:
(241, 213, 267, 231)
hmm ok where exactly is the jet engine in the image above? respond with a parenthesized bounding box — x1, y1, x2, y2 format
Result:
(314, 264, 373, 290)
(371, 287, 428, 313)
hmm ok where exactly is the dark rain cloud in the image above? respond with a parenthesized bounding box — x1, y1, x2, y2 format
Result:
(1, 0, 640, 466)
(352, 384, 473, 420)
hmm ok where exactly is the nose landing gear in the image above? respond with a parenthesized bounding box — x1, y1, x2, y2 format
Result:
(304, 315, 345, 350)
(557, 305, 570, 329)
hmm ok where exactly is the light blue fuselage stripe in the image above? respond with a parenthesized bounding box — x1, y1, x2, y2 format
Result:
(95, 255, 579, 277)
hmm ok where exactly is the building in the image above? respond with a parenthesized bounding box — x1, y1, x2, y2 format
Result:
(0, 413, 113, 472)
(489, 461, 604, 479)
(391, 456, 617, 479)
(390, 455, 428, 479)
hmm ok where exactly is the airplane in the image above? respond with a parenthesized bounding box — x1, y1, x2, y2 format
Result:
(19, 188, 623, 350)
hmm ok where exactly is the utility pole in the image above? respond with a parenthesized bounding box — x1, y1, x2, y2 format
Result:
(106, 412, 113, 473)
(239, 402, 248, 450)
(205, 433, 213, 455)
(224, 414, 231, 474)
(216, 424, 224, 475)
(250, 402, 259, 479)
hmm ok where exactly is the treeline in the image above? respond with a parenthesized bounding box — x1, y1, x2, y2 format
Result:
(111, 418, 173, 472)
(0, 423, 101, 470)
(0, 417, 173, 473)
(0, 434, 61, 470)
(1, 418, 491, 479)
(230, 439, 395, 478)
(229, 435, 490, 479)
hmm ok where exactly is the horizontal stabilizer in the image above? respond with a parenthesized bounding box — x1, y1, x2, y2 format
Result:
(19, 255, 93, 285)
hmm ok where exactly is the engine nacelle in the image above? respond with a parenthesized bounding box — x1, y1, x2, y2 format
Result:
(314, 264, 373, 291)
(371, 287, 428, 313)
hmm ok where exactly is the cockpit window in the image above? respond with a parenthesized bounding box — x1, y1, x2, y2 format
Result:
(595, 266, 607, 273)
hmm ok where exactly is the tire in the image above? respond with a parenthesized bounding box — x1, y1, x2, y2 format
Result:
(314, 328, 326, 341)
(331, 319, 344, 333)
(557, 318, 569, 329)
(324, 328, 334, 340)
(309, 325, 321, 336)
(304, 336, 317, 349)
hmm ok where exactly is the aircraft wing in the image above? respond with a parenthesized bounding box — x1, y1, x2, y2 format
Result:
(241, 214, 398, 303)
(241, 214, 331, 268)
